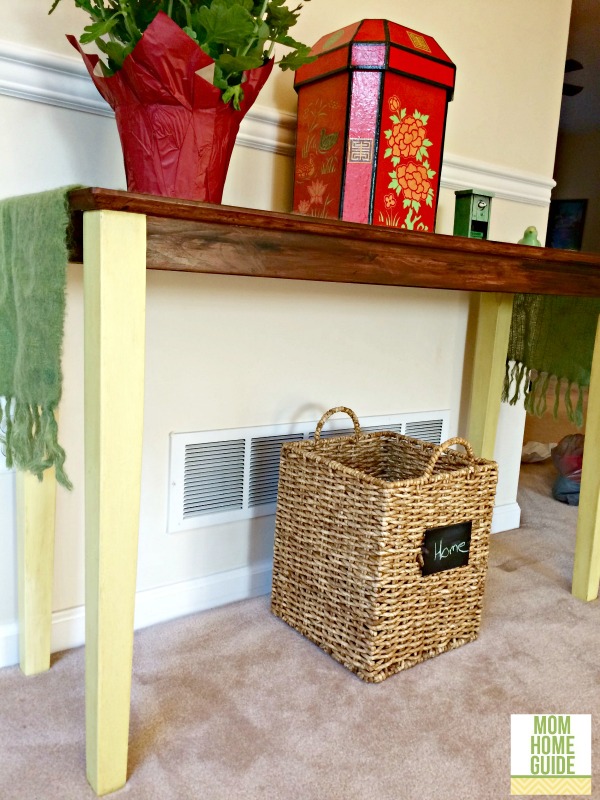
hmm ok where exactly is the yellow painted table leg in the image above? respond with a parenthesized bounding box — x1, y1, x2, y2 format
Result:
(16, 468, 57, 676)
(467, 292, 514, 460)
(572, 316, 600, 602)
(83, 210, 146, 795)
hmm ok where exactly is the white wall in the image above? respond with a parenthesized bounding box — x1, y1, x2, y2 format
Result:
(0, 0, 571, 662)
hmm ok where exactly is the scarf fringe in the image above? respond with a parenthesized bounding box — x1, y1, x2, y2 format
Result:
(0, 399, 72, 489)
(504, 360, 585, 427)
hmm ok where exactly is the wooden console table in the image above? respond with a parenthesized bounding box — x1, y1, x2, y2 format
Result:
(17, 188, 600, 795)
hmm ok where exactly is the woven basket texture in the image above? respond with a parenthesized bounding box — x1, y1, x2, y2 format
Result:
(271, 407, 498, 683)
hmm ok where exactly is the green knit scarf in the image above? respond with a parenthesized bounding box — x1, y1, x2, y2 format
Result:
(503, 293, 600, 428)
(0, 187, 75, 489)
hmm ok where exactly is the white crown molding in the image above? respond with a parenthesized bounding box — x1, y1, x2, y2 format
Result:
(238, 105, 297, 156)
(0, 38, 113, 117)
(0, 38, 296, 156)
(0, 39, 552, 199)
(440, 154, 555, 207)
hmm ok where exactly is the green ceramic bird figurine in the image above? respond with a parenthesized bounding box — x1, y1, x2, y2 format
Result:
(518, 226, 542, 246)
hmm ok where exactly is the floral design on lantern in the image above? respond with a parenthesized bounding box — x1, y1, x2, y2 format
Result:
(294, 96, 342, 217)
(307, 179, 327, 205)
(388, 113, 428, 159)
(393, 162, 433, 203)
(380, 95, 436, 230)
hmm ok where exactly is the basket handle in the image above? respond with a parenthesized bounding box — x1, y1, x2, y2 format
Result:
(314, 406, 362, 445)
(422, 437, 475, 479)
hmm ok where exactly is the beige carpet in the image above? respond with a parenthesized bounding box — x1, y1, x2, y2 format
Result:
(1, 462, 598, 800)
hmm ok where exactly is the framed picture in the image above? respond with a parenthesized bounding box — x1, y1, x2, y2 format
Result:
(546, 198, 588, 250)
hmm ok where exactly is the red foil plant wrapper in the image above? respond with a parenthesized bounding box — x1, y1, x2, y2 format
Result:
(70, 12, 273, 202)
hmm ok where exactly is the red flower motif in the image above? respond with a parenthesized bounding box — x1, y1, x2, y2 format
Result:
(389, 95, 401, 114)
(307, 180, 327, 205)
(394, 162, 432, 203)
(388, 115, 427, 159)
(384, 193, 397, 208)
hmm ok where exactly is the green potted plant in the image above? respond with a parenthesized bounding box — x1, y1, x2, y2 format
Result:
(50, 0, 314, 201)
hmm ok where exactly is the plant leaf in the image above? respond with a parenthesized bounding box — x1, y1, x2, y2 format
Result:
(79, 16, 120, 45)
(196, 2, 255, 49)
(272, 33, 307, 49)
(183, 25, 199, 42)
(266, 0, 302, 34)
(222, 82, 245, 110)
(216, 52, 265, 72)
(278, 46, 315, 70)
(96, 38, 133, 70)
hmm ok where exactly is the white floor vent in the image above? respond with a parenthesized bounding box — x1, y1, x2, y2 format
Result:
(168, 409, 450, 533)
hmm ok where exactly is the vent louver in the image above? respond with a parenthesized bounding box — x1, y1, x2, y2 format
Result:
(405, 418, 444, 443)
(249, 434, 304, 507)
(168, 409, 449, 533)
(183, 440, 245, 517)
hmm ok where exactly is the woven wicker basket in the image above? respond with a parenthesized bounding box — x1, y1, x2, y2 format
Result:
(271, 407, 498, 683)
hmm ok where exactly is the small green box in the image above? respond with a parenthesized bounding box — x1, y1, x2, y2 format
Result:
(453, 190, 493, 239)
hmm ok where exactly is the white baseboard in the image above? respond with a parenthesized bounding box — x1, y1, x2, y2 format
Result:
(0, 621, 19, 671)
(0, 559, 273, 670)
(491, 501, 521, 534)
(0, 500, 520, 670)
(133, 559, 273, 630)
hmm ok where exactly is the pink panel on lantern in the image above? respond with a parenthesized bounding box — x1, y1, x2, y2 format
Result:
(341, 70, 382, 224)
(351, 44, 386, 67)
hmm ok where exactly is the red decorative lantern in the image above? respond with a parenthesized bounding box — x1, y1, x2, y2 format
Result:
(293, 20, 455, 233)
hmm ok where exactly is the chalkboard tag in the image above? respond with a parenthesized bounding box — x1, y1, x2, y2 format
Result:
(421, 521, 472, 576)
